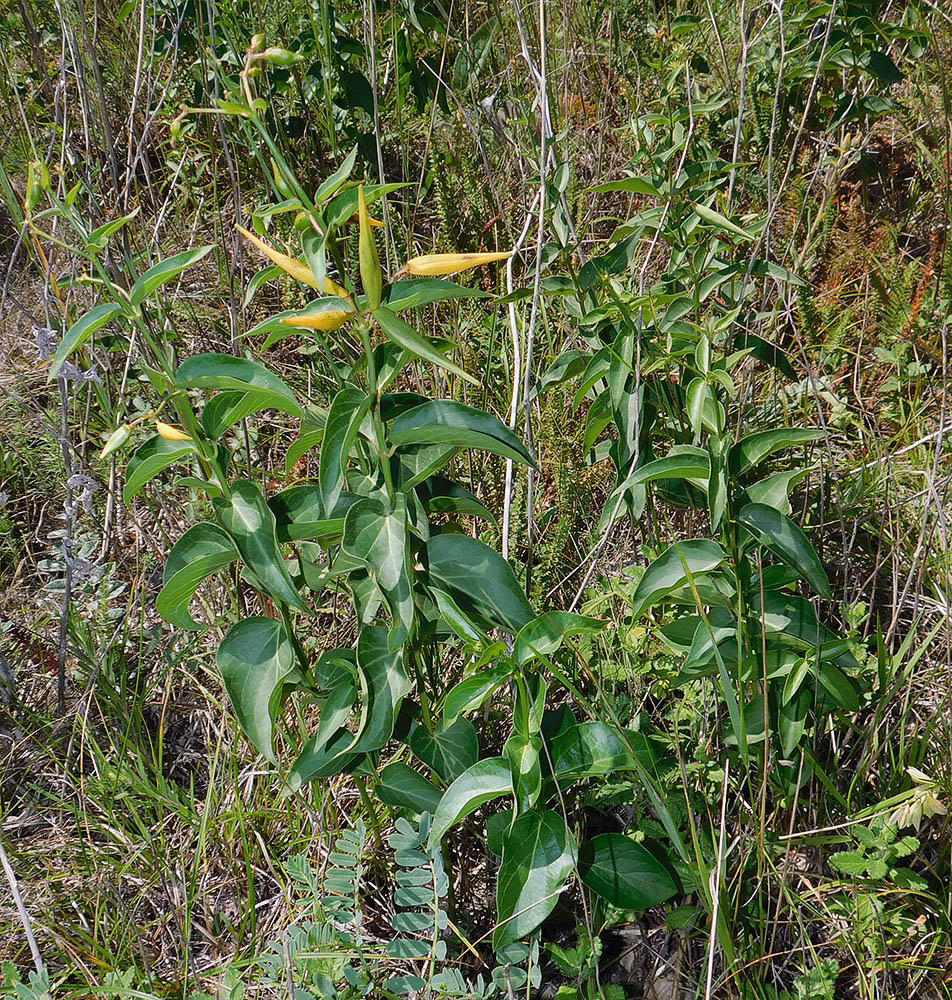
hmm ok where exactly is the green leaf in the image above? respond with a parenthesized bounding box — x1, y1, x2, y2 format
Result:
(348, 625, 413, 753)
(156, 523, 238, 629)
(692, 202, 754, 241)
(514, 611, 606, 665)
(384, 277, 491, 311)
(49, 302, 124, 378)
(200, 389, 290, 439)
(550, 722, 636, 779)
(175, 354, 302, 418)
(428, 757, 513, 848)
(213, 480, 310, 613)
(409, 716, 479, 783)
(342, 495, 414, 643)
(578, 834, 677, 910)
(373, 306, 477, 385)
(442, 660, 513, 722)
(269, 485, 350, 544)
(745, 468, 810, 514)
(495, 810, 576, 948)
(818, 661, 859, 712)
(415, 476, 497, 524)
(84, 209, 138, 252)
(426, 533, 533, 633)
(377, 763, 443, 814)
(630, 539, 725, 620)
(319, 387, 370, 513)
(738, 503, 831, 598)
(390, 401, 534, 466)
(626, 450, 710, 488)
(586, 176, 660, 197)
(217, 616, 296, 761)
(129, 246, 214, 306)
(731, 428, 822, 475)
(123, 434, 196, 503)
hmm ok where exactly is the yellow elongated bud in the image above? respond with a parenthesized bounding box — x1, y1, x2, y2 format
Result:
(403, 250, 512, 276)
(236, 223, 319, 289)
(236, 223, 350, 299)
(357, 186, 382, 310)
(156, 420, 191, 441)
(280, 309, 350, 331)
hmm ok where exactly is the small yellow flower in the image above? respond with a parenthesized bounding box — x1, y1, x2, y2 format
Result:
(280, 309, 350, 331)
(156, 420, 191, 441)
(236, 224, 350, 299)
(402, 250, 512, 276)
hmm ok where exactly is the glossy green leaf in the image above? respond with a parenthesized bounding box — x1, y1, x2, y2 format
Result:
(415, 476, 497, 524)
(217, 616, 296, 761)
(123, 435, 196, 503)
(578, 834, 677, 910)
(514, 611, 606, 665)
(428, 757, 513, 848)
(495, 810, 575, 948)
(175, 354, 302, 418)
(200, 389, 289, 439)
(731, 428, 822, 475)
(348, 625, 413, 754)
(342, 495, 413, 642)
(383, 278, 491, 311)
(377, 762, 444, 814)
(213, 480, 310, 613)
(738, 503, 831, 598)
(49, 302, 124, 378)
(586, 175, 661, 197)
(630, 539, 725, 620)
(442, 660, 514, 723)
(270, 485, 352, 545)
(745, 468, 810, 514)
(373, 306, 477, 385)
(550, 721, 636, 779)
(409, 717, 479, 783)
(426, 533, 533, 633)
(156, 523, 238, 629)
(129, 246, 214, 306)
(319, 387, 370, 513)
(390, 401, 534, 466)
(692, 202, 754, 241)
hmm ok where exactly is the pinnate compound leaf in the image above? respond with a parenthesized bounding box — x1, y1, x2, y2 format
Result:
(124, 435, 196, 503)
(157, 523, 238, 628)
(578, 834, 677, 910)
(738, 503, 831, 598)
(49, 302, 124, 378)
(213, 480, 310, 613)
(495, 810, 576, 948)
(129, 246, 214, 307)
(428, 757, 513, 848)
(217, 616, 296, 761)
(630, 539, 725, 620)
(175, 354, 302, 418)
(390, 400, 534, 467)
(426, 533, 533, 634)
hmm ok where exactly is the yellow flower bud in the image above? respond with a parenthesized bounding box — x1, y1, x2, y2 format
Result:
(236, 224, 351, 300)
(402, 250, 512, 276)
(156, 420, 191, 441)
(280, 309, 350, 331)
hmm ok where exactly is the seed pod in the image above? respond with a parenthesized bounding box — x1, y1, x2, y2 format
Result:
(357, 186, 382, 310)
(403, 250, 512, 276)
(155, 420, 191, 441)
(236, 224, 350, 299)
